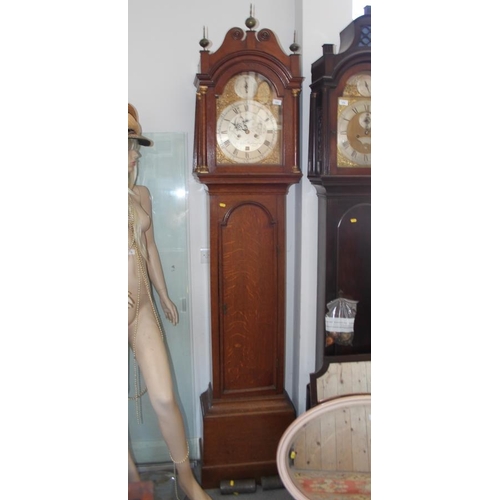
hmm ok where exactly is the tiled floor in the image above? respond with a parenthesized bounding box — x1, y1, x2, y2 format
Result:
(139, 463, 294, 500)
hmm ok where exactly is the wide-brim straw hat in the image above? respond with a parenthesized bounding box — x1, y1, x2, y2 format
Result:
(128, 103, 153, 147)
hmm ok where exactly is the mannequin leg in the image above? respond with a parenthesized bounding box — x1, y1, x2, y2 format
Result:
(131, 315, 210, 500)
(128, 448, 141, 483)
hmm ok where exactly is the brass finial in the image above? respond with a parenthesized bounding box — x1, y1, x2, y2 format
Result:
(199, 26, 209, 50)
(289, 30, 299, 53)
(245, 3, 257, 30)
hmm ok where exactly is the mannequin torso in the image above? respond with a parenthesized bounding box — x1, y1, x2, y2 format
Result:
(128, 185, 153, 327)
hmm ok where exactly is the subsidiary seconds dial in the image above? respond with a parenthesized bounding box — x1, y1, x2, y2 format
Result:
(216, 100, 279, 164)
(234, 74, 258, 98)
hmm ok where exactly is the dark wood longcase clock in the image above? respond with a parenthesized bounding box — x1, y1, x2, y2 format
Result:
(193, 14, 303, 488)
(308, 7, 371, 371)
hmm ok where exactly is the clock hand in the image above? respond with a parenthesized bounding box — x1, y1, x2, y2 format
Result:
(363, 113, 371, 134)
(232, 118, 246, 131)
(365, 81, 370, 93)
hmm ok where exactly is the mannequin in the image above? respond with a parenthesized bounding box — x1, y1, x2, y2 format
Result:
(128, 103, 210, 500)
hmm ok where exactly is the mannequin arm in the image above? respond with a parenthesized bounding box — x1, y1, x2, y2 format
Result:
(136, 185, 179, 326)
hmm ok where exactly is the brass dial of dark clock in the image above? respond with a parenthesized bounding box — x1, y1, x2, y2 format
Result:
(337, 72, 371, 168)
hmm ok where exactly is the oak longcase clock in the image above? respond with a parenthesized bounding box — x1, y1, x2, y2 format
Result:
(308, 7, 371, 370)
(193, 13, 303, 488)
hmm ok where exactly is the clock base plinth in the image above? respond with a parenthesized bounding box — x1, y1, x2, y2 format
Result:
(199, 386, 296, 489)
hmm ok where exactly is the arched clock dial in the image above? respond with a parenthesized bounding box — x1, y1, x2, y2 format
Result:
(215, 71, 283, 165)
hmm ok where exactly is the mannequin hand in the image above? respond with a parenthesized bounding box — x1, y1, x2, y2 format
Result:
(160, 296, 179, 326)
(128, 291, 135, 309)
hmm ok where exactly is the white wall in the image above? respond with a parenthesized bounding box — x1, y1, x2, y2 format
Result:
(129, 0, 353, 442)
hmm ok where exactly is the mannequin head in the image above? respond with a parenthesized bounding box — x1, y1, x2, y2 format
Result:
(128, 103, 153, 146)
